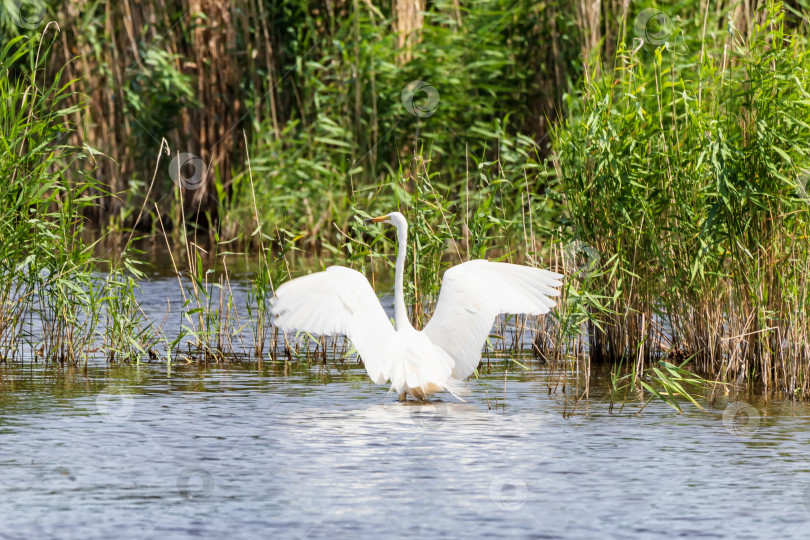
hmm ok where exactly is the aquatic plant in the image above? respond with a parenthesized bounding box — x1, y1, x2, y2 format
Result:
(0, 31, 160, 364)
(0, 31, 100, 361)
(553, 0, 810, 398)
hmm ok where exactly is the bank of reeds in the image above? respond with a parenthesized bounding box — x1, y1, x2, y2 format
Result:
(1, 30, 98, 361)
(1, 32, 163, 364)
(553, 1, 810, 398)
(1, 0, 578, 238)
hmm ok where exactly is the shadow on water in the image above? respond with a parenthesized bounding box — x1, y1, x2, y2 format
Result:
(2, 359, 810, 538)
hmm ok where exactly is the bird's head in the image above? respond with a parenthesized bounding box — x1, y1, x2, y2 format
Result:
(364, 211, 407, 229)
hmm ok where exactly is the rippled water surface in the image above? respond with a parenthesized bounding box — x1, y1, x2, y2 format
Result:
(3, 275, 810, 539)
(2, 358, 810, 539)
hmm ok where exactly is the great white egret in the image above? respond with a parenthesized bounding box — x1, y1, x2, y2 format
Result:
(270, 212, 563, 401)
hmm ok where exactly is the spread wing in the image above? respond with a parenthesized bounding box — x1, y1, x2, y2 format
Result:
(270, 266, 395, 383)
(422, 260, 563, 379)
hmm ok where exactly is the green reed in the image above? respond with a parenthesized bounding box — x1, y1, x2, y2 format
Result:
(0, 32, 97, 361)
(0, 32, 161, 364)
(553, 1, 810, 398)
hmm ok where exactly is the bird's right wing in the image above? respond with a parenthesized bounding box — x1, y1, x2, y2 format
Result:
(422, 260, 563, 380)
(270, 266, 395, 383)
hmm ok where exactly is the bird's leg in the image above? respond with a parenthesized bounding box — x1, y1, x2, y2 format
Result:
(398, 392, 407, 402)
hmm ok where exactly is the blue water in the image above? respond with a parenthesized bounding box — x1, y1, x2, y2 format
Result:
(1, 359, 809, 539)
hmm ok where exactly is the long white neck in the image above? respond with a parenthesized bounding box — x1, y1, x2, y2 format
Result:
(393, 220, 412, 331)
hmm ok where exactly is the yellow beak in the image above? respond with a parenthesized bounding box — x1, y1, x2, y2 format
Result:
(364, 215, 388, 223)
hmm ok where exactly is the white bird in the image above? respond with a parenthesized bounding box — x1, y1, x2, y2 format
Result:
(270, 212, 563, 401)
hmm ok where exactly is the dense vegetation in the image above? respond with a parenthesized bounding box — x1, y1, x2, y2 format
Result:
(2, 1, 810, 402)
(556, 2, 810, 397)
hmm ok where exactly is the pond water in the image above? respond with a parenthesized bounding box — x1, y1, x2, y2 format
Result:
(3, 271, 810, 539)
(2, 357, 810, 539)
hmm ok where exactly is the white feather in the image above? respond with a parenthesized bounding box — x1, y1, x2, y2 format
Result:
(270, 266, 460, 397)
(269, 213, 563, 400)
(271, 266, 395, 384)
(422, 260, 563, 379)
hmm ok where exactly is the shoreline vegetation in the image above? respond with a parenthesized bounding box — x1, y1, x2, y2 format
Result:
(2, 1, 810, 406)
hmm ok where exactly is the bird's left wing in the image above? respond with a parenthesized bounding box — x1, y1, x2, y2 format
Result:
(422, 260, 563, 380)
(270, 266, 396, 383)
